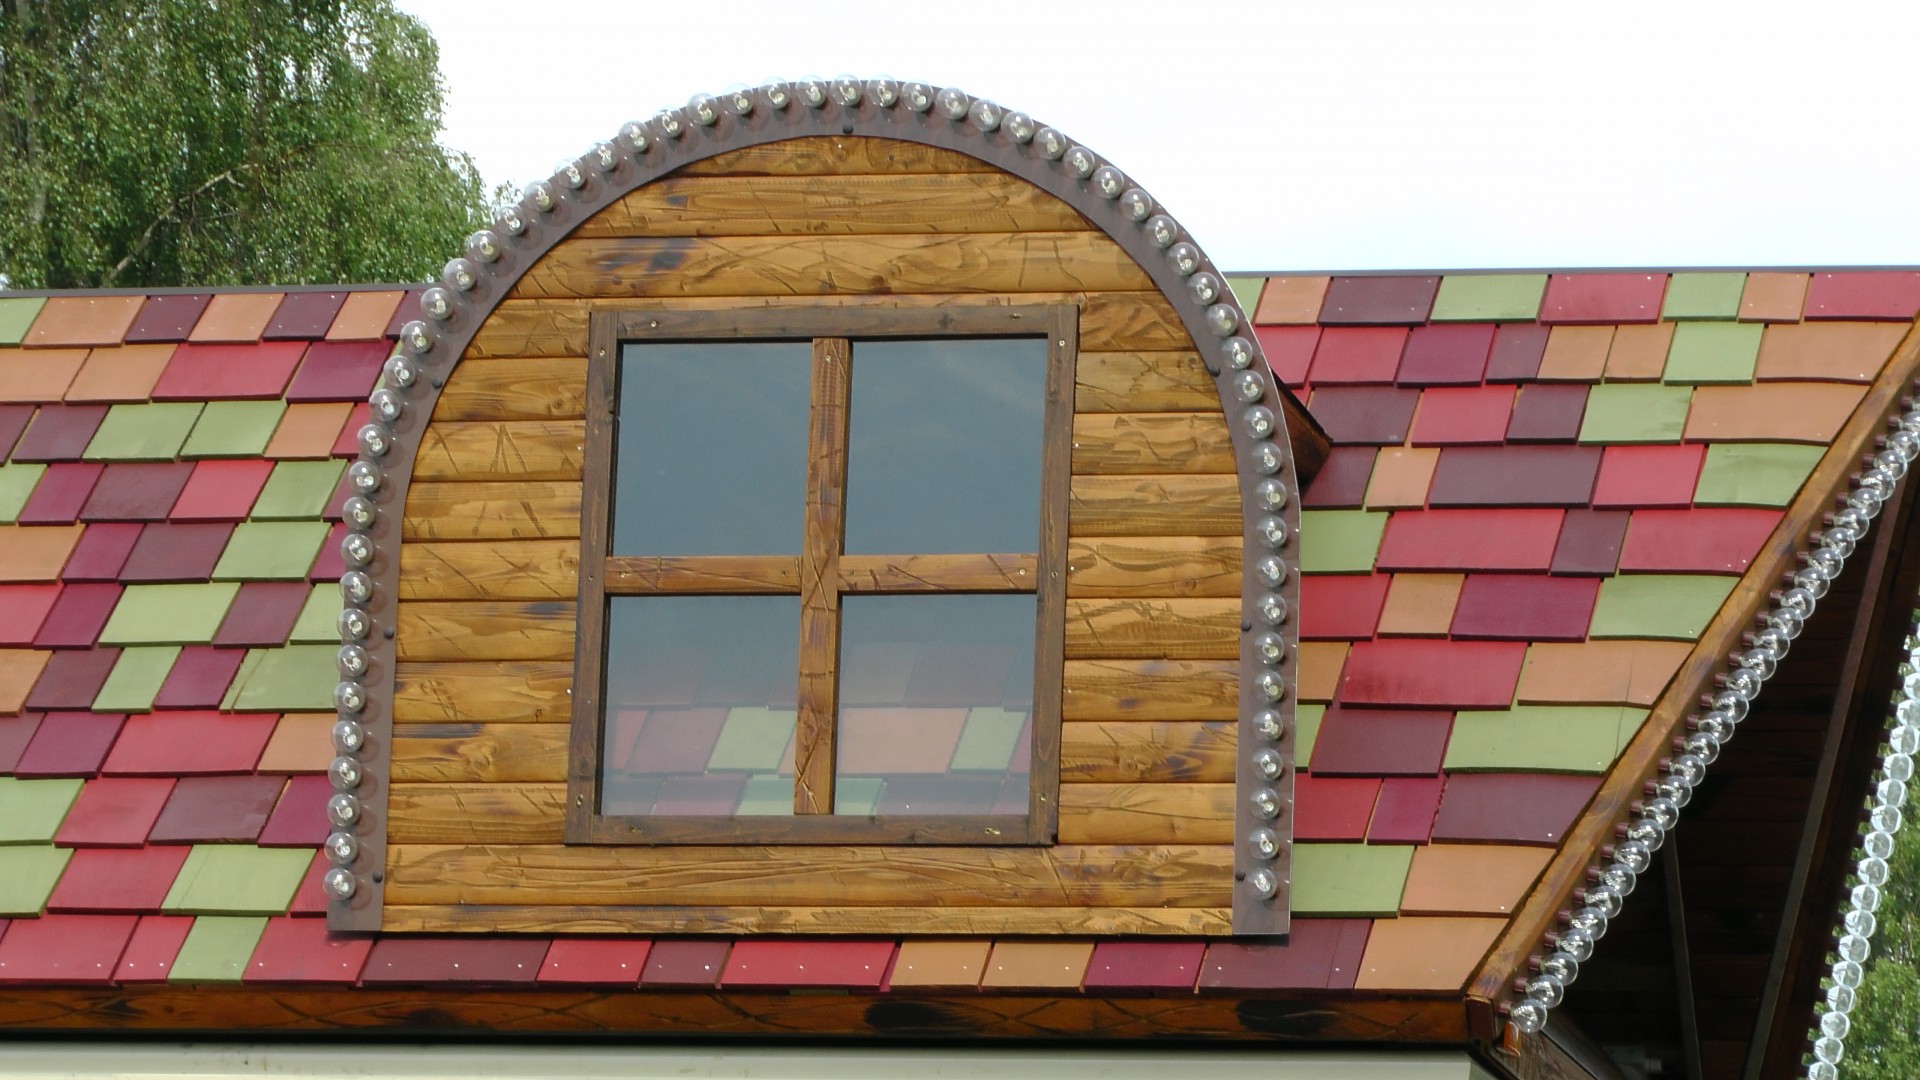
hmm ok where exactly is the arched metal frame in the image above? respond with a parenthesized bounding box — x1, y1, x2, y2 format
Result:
(323, 79, 1302, 937)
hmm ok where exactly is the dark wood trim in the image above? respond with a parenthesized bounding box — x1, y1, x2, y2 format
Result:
(794, 336, 850, 815)
(1030, 304, 1074, 844)
(584, 811, 1035, 845)
(604, 556, 802, 594)
(598, 303, 1065, 341)
(1662, 837, 1703, 1080)
(1747, 459, 1920, 1079)
(837, 553, 1038, 592)
(562, 310, 623, 844)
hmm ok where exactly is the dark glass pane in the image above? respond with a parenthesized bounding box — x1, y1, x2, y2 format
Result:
(844, 338, 1046, 554)
(602, 596, 798, 817)
(613, 342, 809, 555)
(834, 594, 1035, 816)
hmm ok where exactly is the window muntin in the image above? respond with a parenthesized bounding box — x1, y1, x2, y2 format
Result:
(569, 305, 1073, 845)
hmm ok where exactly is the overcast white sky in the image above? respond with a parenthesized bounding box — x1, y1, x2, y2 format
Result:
(394, 0, 1920, 273)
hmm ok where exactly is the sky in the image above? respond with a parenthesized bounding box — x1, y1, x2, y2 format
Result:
(394, 0, 1920, 274)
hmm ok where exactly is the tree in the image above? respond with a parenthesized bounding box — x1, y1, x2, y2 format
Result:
(0, 0, 489, 289)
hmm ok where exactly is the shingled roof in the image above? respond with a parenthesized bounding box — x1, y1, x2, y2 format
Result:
(0, 270, 1911, 1014)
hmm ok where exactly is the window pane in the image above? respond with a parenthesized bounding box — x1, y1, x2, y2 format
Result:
(834, 594, 1035, 816)
(844, 338, 1046, 554)
(614, 342, 809, 555)
(602, 596, 799, 817)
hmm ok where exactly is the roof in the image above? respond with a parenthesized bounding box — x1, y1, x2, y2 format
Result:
(0, 268, 1910, 1025)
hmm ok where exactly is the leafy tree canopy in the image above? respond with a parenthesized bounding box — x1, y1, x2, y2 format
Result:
(0, 0, 489, 288)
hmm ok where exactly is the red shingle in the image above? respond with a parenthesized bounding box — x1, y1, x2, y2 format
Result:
(1803, 272, 1920, 321)
(1409, 386, 1515, 446)
(152, 647, 246, 709)
(360, 937, 549, 985)
(46, 847, 190, 913)
(1319, 276, 1439, 325)
(1551, 509, 1630, 576)
(53, 776, 174, 847)
(245, 916, 373, 983)
(286, 851, 332, 916)
(1426, 446, 1601, 507)
(1338, 639, 1527, 709)
(1618, 508, 1781, 574)
(0, 914, 138, 984)
(722, 940, 894, 988)
(116, 915, 193, 982)
(308, 521, 348, 581)
(1376, 509, 1564, 572)
(1397, 323, 1495, 385)
(1369, 776, 1445, 844)
(1307, 707, 1453, 776)
(0, 584, 61, 644)
(1431, 773, 1600, 845)
(538, 938, 653, 986)
(285, 341, 387, 402)
(1293, 775, 1381, 841)
(1541, 273, 1666, 324)
(255, 774, 333, 846)
(1200, 919, 1370, 990)
(1310, 327, 1411, 385)
(1306, 387, 1422, 445)
(1254, 326, 1320, 387)
(1589, 444, 1706, 509)
(151, 342, 306, 401)
(103, 712, 274, 776)
(1083, 941, 1207, 990)
(1450, 574, 1601, 642)
(14, 711, 125, 777)
(170, 461, 273, 522)
(16, 463, 103, 524)
(1299, 574, 1390, 640)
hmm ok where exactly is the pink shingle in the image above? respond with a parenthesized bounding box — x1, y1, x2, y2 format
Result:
(1396, 323, 1495, 385)
(1298, 574, 1390, 640)
(722, 940, 895, 988)
(1589, 444, 1706, 509)
(1309, 327, 1411, 385)
(1540, 273, 1666, 324)
(1409, 386, 1516, 446)
(1376, 509, 1564, 572)
(103, 712, 274, 776)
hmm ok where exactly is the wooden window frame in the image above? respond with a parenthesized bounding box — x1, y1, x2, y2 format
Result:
(566, 304, 1075, 846)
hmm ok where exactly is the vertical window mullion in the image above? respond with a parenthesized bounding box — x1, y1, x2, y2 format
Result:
(794, 337, 852, 814)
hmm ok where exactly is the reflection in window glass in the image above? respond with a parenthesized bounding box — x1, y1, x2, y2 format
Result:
(602, 596, 799, 817)
(614, 342, 809, 556)
(834, 594, 1036, 816)
(844, 337, 1046, 555)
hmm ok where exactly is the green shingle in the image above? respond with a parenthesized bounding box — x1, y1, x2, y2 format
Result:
(225, 645, 336, 711)
(1226, 276, 1266, 318)
(1291, 844, 1415, 916)
(736, 775, 795, 816)
(163, 845, 311, 915)
(1298, 511, 1390, 573)
(0, 778, 84, 844)
(948, 707, 1026, 771)
(98, 583, 241, 645)
(288, 584, 343, 644)
(92, 646, 182, 711)
(1663, 322, 1763, 385)
(1578, 384, 1693, 444)
(0, 463, 47, 523)
(1589, 575, 1736, 641)
(1695, 443, 1825, 507)
(82, 402, 204, 461)
(249, 459, 345, 520)
(211, 521, 329, 580)
(0, 847, 72, 915)
(1295, 703, 1325, 769)
(1430, 274, 1549, 322)
(833, 778, 884, 815)
(707, 707, 798, 771)
(167, 916, 269, 984)
(0, 298, 46, 345)
(180, 400, 288, 459)
(1445, 706, 1649, 774)
(1661, 273, 1746, 321)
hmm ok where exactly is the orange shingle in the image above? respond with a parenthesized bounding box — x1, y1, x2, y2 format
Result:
(0, 524, 86, 582)
(64, 344, 178, 403)
(0, 348, 89, 403)
(1353, 916, 1504, 991)
(1400, 844, 1551, 916)
(0, 649, 52, 712)
(1603, 322, 1675, 383)
(1754, 322, 1906, 383)
(265, 402, 353, 459)
(254, 713, 335, 773)
(888, 940, 991, 988)
(1684, 383, 1866, 443)
(1516, 640, 1692, 706)
(1740, 273, 1809, 322)
(1536, 326, 1613, 382)
(1365, 447, 1438, 509)
(1376, 573, 1464, 637)
(326, 291, 406, 341)
(188, 294, 283, 344)
(981, 941, 1092, 989)
(1253, 276, 1330, 325)
(1298, 642, 1349, 703)
(23, 296, 145, 348)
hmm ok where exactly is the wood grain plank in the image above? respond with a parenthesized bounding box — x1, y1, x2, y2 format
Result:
(1068, 474, 1241, 537)
(573, 173, 1089, 237)
(1072, 413, 1233, 475)
(413, 421, 585, 482)
(399, 540, 578, 601)
(383, 906, 1232, 936)
(391, 724, 569, 782)
(795, 337, 850, 814)
(432, 357, 588, 421)
(509, 233, 1150, 301)
(837, 553, 1037, 592)
(1061, 720, 1236, 783)
(394, 602, 576, 663)
(604, 556, 801, 594)
(393, 662, 572, 723)
(383, 843, 1229, 907)
(1063, 598, 1238, 659)
(673, 136, 997, 177)
(464, 293, 1188, 360)
(1074, 351, 1215, 412)
(389, 783, 567, 844)
(401, 481, 582, 541)
(1062, 659, 1238, 721)
(1057, 783, 1235, 844)
(1066, 537, 1241, 598)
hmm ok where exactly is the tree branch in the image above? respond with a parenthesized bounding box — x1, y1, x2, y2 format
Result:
(101, 162, 256, 286)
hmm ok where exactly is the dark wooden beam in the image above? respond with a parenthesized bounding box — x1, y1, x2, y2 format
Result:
(1663, 837, 1703, 1080)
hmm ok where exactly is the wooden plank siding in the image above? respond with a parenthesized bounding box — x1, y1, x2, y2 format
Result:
(388, 136, 1243, 935)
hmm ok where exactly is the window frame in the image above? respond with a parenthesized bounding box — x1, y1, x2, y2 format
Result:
(566, 304, 1076, 846)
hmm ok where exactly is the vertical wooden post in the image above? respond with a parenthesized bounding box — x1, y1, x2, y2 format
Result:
(795, 337, 851, 815)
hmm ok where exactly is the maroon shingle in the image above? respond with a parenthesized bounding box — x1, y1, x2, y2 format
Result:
(118, 523, 232, 583)
(31, 583, 123, 647)
(152, 647, 247, 710)
(0, 584, 60, 644)
(1431, 773, 1600, 845)
(1255, 325, 1320, 387)
(1319, 276, 1439, 325)
(1338, 640, 1527, 709)
(1505, 384, 1588, 443)
(538, 939, 654, 986)
(1306, 386, 1422, 445)
(1307, 707, 1453, 776)
(1298, 574, 1390, 640)
(1200, 919, 1370, 990)
(360, 937, 548, 985)
(264, 292, 349, 340)
(1368, 776, 1445, 844)
(102, 712, 274, 776)
(308, 521, 348, 581)
(1426, 446, 1602, 507)
(1409, 386, 1515, 446)
(9, 405, 108, 462)
(1550, 509, 1631, 576)
(46, 847, 191, 913)
(26, 648, 120, 709)
(1083, 942, 1207, 990)
(244, 917, 373, 983)
(0, 404, 36, 459)
(53, 776, 174, 847)
(13, 712, 125, 777)
(1485, 324, 1551, 382)
(721, 940, 894, 988)
(213, 582, 311, 647)
(0, 714, 41, 771)
(147, 775, 288, 843)
(1376, 509, 1565, 572)
(331, 402, 372, 458)
(643, 940, 732, 986)
(122, 295, 212, 343)
(284, 341, 388, 402)
(1299, 447, 1374, 509)
(0, 914, 138, 984)
(1293, 775, 1381, 841)
(255, 775, 334, 846)
(1540, 273, 1666, 324)
(1449, 574, 1601, 642)
(1397, 323, 1495, 385)
(60, 524, 140, 581)
(15, 462, 101, 524)
(79, 462, 194, 521)
(383, 289, 427, 336)
(1803, 272, 1920, 321)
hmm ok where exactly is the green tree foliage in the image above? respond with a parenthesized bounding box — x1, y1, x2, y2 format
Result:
(0, 0, 488, 288)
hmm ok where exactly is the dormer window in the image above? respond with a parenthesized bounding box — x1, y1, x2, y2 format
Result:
(566, 305, 1074, 844)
